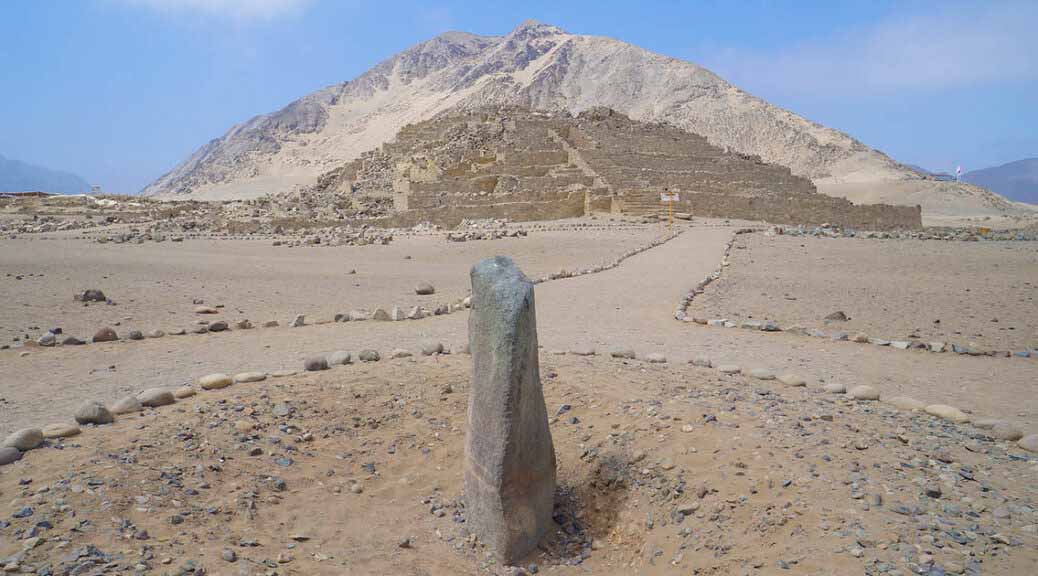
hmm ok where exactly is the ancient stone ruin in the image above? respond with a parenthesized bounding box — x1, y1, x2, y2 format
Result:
(303, 106, 921, 230)
(464, 256, 556, 564)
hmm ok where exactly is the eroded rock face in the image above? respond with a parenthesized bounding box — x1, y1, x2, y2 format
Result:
(464, 256, 555, 564)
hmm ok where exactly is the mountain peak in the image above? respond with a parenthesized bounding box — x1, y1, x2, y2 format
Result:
(505, 19, 566, 40)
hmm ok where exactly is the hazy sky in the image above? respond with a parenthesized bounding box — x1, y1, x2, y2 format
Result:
(2, 0, 1035, 193)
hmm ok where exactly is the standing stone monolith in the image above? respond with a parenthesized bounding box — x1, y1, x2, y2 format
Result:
(464, 256, 556, 565)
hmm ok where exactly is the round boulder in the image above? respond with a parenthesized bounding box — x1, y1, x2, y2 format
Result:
(749, 368, 775, 380)
(110, 396, 143, 415)
(848, 385, 880, 400)
(358, 350, 381, 362)
(42, 423, 81, 439)
(610, 348, 636, 359)
(74, 401, 114, 425)
(390, 348, 413, 359)
(127, 330, 144, 341)
(420, 341, 444, 356)
(415, 282, 435, 295)
(304, 356, 329, 371)
(92, 327, 118, 343)
(777, 374, 806, 387)
(199, 373, 233, 390)
(80, 289, 107, 302)
(174, 386, 196, 399)
(208, 321, 229, 332)
(3, 428, 44, 451)
(645, 353, 668, 364)
(924, 404, 970, 424)
(327, 350, 352, 366)
(689, 357, 712, 368)
(823, 383, 846, 393)
(1018, 434, 1038, 453)
(989, 421, 1024, 441)
(234, 372, 267, 383)
(137, 388, 175, 407)
(0, 447, 23, 466)
(886, 396, 927, 411)
(717, 364, 741, 374)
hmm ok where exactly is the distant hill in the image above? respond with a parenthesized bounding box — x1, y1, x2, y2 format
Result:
(0, 154, 90, 195)
(963, 159, 1038, 204)
(140, 20, 1023, 222)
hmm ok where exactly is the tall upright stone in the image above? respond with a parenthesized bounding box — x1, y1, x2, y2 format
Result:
(465, 256, 556, 565)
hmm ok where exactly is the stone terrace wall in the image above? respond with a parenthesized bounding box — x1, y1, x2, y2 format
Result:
(676, 192, 922, 230)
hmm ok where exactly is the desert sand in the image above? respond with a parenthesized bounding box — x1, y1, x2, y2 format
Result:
(2, 217, 1037, 575)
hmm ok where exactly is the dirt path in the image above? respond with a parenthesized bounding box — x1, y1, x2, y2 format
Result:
(2, 224, 1037, 436)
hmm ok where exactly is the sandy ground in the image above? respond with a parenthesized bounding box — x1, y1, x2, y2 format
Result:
(691, 233, 1038, 352)
(1, 354, 1036, 575)
(0, 226, 661, 344)
(2, 223, 1037, 439)
(2, 218, 1038, 574)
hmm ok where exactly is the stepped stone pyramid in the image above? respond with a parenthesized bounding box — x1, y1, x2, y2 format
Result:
(305, 107, 921, 229)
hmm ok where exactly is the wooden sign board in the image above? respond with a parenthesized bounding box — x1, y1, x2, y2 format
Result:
(660, 192, 679, 202)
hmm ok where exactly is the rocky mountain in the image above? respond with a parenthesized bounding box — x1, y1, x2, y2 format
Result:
(142, 20, 1029, 222)
(963, 159, 1038, 205)
(0, 154, 89, 195)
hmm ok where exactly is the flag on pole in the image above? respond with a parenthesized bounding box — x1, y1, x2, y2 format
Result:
(956, 165, 962, 180)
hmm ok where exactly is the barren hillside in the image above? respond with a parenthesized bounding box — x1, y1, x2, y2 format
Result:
(142, 21, 1029, 221)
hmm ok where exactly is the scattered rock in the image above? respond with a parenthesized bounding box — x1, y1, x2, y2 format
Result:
(61, 335, 85, 346)
(824, 311, 848, 322)
(371, 308, 391, 321)
(690, 357, 712, 368)
(37, 333, 55, 347)
(74, 401, 113, 425)
(415, 281, 435, 295)
(645, 352, 667, 363)
(717, 364, 741, 374)
(263, 320, 280, 328)
(569, 346, 595, 356)
(389, 306, 406, 321)
(146, 329, 165, 338)
(390, 348, 412, 359)
(289, 314, 305, 327)
(194, 305, 218, 314)
(173, 386, 196, 399)
(198, 373, 233, 390)
(823, 383, 846, 393)
(610, 348, 636, 359)
(235, 319, 253, 330)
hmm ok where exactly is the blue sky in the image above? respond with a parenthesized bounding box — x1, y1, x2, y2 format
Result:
(1, 0, 1035, 193)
